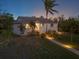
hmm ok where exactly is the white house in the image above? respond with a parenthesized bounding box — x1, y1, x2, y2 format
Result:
(13, 16, 58, 35)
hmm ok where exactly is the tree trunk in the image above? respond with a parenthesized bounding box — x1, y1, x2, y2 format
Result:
(46, 11, 48, 32)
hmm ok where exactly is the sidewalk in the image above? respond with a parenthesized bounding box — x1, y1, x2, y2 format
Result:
(48, 39, 79, 56)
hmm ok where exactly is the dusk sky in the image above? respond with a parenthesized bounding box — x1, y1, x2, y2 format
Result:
(0, 0, 79, 19)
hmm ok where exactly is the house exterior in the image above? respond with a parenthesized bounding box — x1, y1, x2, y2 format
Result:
(13, 16, 58, 35)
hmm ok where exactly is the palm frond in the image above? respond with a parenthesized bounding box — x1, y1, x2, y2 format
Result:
(49, 10, 54, 15)
(42, 0, 58, 16)
(52, 4, 59, 7)
(50, 9, 58, 13)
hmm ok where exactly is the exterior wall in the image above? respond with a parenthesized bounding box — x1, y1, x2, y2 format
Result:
(24, 24, 32, 35)
(40, 23, 46, 33)
(41, 23, 58, 32)
(47, 23, 51, 31)
(24, 29, 30, 35)
(24, 23, 45, 34)
(13, 24, 21, 35)
(49, 23, 58, 32)
(13, 23, 58, 35)
(53, 23, 58, 32)
(41, 23, 49, 33)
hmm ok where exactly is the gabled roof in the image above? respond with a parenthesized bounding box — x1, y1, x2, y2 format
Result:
(15, 16, 53, 24)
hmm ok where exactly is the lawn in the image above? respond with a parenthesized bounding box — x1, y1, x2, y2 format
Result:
(56, 33, 79, 48)
(56, 33, 79, 43)
(0, 35, 79, 59)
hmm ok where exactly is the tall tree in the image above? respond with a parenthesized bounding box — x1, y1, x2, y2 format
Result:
(0, 12, 13, 34)
(58, 17, 79, 42)
(42, 0, 58, 31)
(28, 21, 36, 32)
(0, 12, 14, 46)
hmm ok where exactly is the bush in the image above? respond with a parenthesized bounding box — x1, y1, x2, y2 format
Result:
(46, 30, 58, 38)
(41, 33, 46, 39)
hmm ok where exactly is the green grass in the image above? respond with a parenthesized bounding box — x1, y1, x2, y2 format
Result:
(0, 36, 79, 59)
(28, 37, 79, 59)
(0, 30, 14, 48)
(56, 34, 79, 45)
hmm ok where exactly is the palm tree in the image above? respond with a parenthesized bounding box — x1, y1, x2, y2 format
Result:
(42, 0, 58, 32)
(29, 21, 36, 32)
